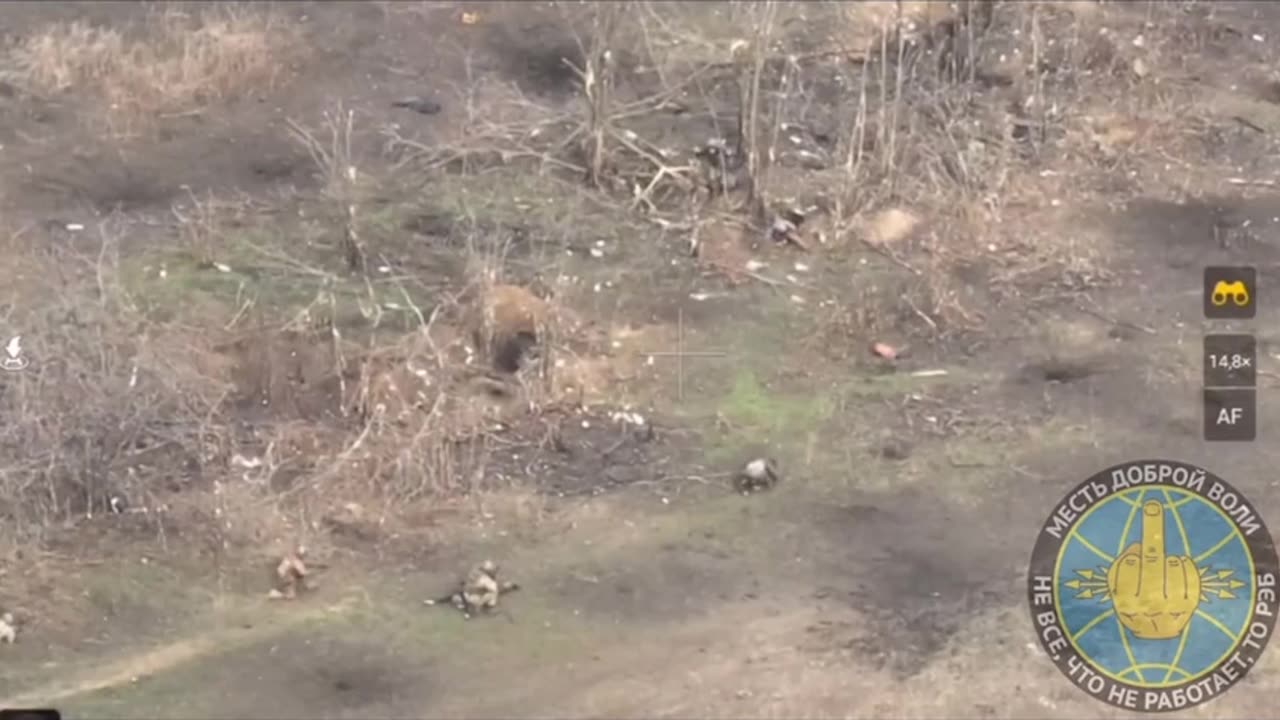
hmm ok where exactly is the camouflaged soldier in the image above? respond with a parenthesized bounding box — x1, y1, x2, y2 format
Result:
(268, 546, 309, 600)
(427, 560, 519, 619)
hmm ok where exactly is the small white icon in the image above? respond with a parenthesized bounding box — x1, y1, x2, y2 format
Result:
(2, 335, 30, 372)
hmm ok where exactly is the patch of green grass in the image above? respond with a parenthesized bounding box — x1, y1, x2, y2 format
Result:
(424, 171, 605, 236)
(117, 242, 435, 334)
(842, 367, 987, 399)
(681, 368, 835, 467)
(58, 580, 610, 718)
(81, 558, 212, 623)
(58, 605, 358, 719)
(720, 369, 833, 434)
(117, 222, 321, 319)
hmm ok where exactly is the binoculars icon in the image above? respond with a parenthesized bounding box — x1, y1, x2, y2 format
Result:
(1211, 280, 1250, 307)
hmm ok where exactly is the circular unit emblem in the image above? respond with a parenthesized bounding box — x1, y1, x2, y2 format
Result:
(1028, 460, 1279, 712)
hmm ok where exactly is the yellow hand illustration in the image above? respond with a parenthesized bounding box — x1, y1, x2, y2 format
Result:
(1107, 500, 1201, 639)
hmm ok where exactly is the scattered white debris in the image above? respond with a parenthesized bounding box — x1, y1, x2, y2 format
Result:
(1253, 34, 1265, 42)
(661, 496, 670, 505)
(789, 149, 827, 168)
(910, 369, 949, 378)
(66, 223, 84, 232)
(213, 262, 232, 273)
(128, 364, 139, 389)
(159, 266, 168, 279)
(593, 282, 603, 293)
(232, 454, 263, 469)
(987, 243, 998, 252)
(0, 612, 15, 644)
(690, 292, 711, 301)
(744, 459, 770, 480)
(785, 274, 799, 284)
(789, 294, 805, 304)
(589, 248, 604, 258)
(610, 340, 621, 349)
(745, 259, 767, 272)
(1132, 34, 1145, 48)
(793, 262, 810, 272)
(646, 356, 656, 366)
(611, 410, 646, 426)
(377, 265, 392, 274)
(581, 420, 591, 429)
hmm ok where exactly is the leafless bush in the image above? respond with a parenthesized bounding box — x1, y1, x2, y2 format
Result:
(565, 2, 628, 188)
(383, 57, 582, 177)
(733, 1, 780, 221)
(288, 104, 372, 274)
(0, 220, 234, 544)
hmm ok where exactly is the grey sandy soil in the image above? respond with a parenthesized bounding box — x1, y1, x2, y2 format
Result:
(3, 2, 1280, 719)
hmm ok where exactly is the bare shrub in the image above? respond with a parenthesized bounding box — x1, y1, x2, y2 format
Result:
(0, 220, 234, 544)
(288, 104, 372, 274)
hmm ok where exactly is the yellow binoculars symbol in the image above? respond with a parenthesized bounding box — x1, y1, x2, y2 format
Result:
(1211, 280, 1250, 307)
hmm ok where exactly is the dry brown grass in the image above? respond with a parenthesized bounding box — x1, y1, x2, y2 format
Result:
(3, 5, 301, 135)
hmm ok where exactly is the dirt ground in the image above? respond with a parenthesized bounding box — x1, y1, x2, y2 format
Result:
(2, 1, 1280, 718)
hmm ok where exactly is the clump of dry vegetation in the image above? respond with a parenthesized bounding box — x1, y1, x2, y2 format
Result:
(2, 4, 301, 134)
(383, 1, 1103, 343)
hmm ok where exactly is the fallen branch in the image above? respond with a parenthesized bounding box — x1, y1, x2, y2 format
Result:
(861, 238, 922, 276)
(1226, 177, 1278, 188)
